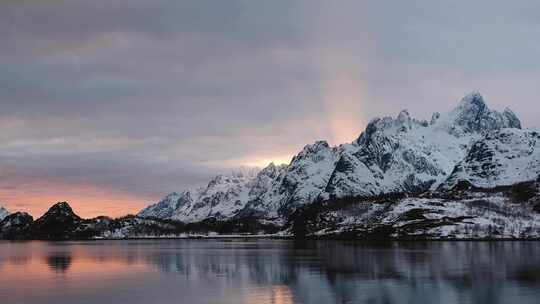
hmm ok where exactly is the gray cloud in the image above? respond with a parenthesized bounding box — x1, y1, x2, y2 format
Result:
(1, 0, 539, 215)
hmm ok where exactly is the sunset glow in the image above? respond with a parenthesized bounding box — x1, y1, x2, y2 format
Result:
(0, 180, 154, 219)
(323, 71, 367, 144)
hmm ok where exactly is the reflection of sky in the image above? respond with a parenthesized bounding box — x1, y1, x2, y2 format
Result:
(2, 1, 540, 217)
(1, 240, 540, 304)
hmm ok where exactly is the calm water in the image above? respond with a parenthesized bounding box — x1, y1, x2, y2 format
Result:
(1, 240, 540, 304)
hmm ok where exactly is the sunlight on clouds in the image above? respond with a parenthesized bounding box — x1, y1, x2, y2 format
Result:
(323, 71, 367, 144)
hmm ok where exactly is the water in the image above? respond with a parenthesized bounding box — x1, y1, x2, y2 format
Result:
(1, 240, 539, 304)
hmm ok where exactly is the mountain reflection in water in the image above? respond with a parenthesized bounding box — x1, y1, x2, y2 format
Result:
(0, 240, 539, 304)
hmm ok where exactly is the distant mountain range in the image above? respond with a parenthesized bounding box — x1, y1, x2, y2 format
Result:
(136, 91, 540, 238)
(2, 92, 540, 240)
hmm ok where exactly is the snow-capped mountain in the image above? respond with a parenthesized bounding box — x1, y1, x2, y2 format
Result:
(0, 206, 9, 221)
(139, 91, 537, 224)
(323, 91, 521, 201)
(139, 167, 285, 222)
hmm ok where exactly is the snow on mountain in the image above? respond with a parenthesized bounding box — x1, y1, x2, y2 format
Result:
(0, 206, 9, 221)
(242, 141, 340, 219)
(322, 92, 521, 199)
(439, 91, 521, 135)
(140, 91, 534, 223)
(139, 167, 286, 222)
(243, 91, 522, 218)
(304, 190, 540, 239)
(440, 128, 540, 190)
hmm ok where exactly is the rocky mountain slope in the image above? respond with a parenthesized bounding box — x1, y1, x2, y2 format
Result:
(439, 128, 540, 190)
(139, 91, 537, 230)
(0, 206, 8, 221)
(138, 167, 283, 222)
(289, 180, 540, 239)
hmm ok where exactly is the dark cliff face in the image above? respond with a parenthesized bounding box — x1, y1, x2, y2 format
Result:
(30, 202, 85, 239)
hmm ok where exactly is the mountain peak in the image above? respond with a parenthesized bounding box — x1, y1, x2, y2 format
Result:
(503, 108, 522, 129)
(453, 90, 487, 117)
(397, 109, 411, 121)
(446, 91, 521, 134)
(259, 162, 286, 177)
(460, 90, 485, 105)
(0, 206, 9, 221)
(292, 140, 332, 162)
(50, 201, 73, 211)
(40, 202, 81, 220)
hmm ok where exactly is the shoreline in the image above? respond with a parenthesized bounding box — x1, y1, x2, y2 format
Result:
(3, 235, 540, 242)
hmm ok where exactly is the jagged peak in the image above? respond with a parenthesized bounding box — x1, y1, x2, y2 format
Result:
(503, 107, 515, 114)
(259, 162, 287, 177)
(459, 90, 485, 107)
(163, 191, 187, 200)
(50, 201, 73, 211)
(397, 109, 411, 121)
(296, 140, 331, 155)
(206, 169, 257, 189)
(311, 140, 330, 148)
(449, 91, 487, 119)
(266, 162, 276, 169)
(396, 109, 416, 131)
(205, 167, 259, 187)
(441, 91, 522, 134)
(355, 110, 422, 145)
(38, 202, 81, 221)
(51, 202, 74, 213)
(430, 112, 441, 125)
(0, 206, 9, 221)
(288, 140, 334, 166)
(503, 107, 522, 129)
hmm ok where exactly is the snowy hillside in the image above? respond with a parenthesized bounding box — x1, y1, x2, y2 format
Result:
(139, 167, 286, 222)
(299, 186, 540, 239)
(139, 91, 539, 226)
(440, 128, 540, 190)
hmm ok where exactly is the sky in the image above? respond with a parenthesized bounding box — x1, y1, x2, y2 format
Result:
(1, 0, 540, 218)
